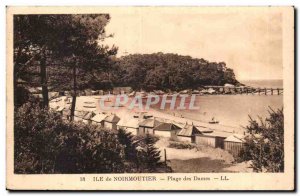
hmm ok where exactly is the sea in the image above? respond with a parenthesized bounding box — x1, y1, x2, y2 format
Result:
(153, 80, 283, 131)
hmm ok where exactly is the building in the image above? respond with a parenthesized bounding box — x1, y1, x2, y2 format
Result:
(54, 106, 65, 115)
(176, 124, 202, 143)
(82, 111, 95, 124)
(74, 110, 88, 122)
(117, 117, 140, 135)
(91, 113, 107, 127)
(138, 118, 161, 135)
(153, 122, 181, 139)
(224, 134, 246, 157)
(103, 114, 120, 130)
(195, 130, 232, 149)
(113, 87, 133, 95)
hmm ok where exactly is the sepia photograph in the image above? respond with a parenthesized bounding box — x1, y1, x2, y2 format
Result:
(6, 6, 294, 190)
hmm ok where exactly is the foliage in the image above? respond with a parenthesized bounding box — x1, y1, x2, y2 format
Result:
(136, 134, 162, 172)
(117, 129, 139, 170)
(14, 103, 170, 173)
(168, 141, 196, 150)
(112, 53, 239, 91)
(241, 108, 284, 172)
(13, 14, 118, 107)
(14, 85, 31, 108)
(14, 103, 125, 174)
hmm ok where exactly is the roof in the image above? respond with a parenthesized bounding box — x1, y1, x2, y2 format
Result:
(91, 113, 107, 122)
(56, 106, 65, 112)
(154, 122, 181, 131)
(104, 114, 120, 123)
(177, 124, 202, 137)
(139, 119, 161, 128)
(224, 134, 246, 143)
(82, 111, 94, 120)
(113, 86, 132, 91)
(199, 130, 232, 138)
(117, 118, 139, 128)
(74, 110, 88, 118)
(224, 83, 235, 87)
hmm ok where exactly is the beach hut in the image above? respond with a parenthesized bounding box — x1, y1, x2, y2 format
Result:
(224, 83, 235, 94)
(54, 106, 65, 115)
(82, 111, 95, 124)
(153, 90, 165, 95)
(74, 110, 87, 122)
(62, 109, 71, 120)
(224, 134, 246, 157)
(103, 114, 120, 130)
(179, 89, 189, 94)
(153, 122, 181, 139)
(224, 83, 235, 88)
(195, 130, 232, 149)
(117, 117, 139, 135)
(207, 88, 216, 94)
(84, 89, 93, 96)
(91, 113, 107, 127)
(113, 87, 133, 95)
(176, 124, 202, 143)
(192, 90, 200, 94)
(138, 118, 161, 135)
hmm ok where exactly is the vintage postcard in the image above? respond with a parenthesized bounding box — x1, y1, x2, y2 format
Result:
(6, 6, 294, 190)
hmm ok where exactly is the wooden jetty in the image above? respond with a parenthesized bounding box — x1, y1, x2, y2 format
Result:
(203, 86, 283, 95)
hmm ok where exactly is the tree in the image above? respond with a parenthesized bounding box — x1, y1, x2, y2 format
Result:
(115, 53, 239, 91)
(14, 102, 125, 174)
(241, 108, 284, 172)
(117, 129, 139, 171)
(50, 15, 117, 121)
(14, 15, 51, 108)
(138, 134, 162, 172)
(14, 15, 118, 110)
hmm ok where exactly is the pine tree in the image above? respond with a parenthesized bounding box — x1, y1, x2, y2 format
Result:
(117, 129, 138, 163)
(242, 108, 284, 172)
(140, 134, 161, 172)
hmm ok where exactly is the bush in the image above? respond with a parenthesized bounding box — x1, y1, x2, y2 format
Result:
(14, 102, 125, 174)
(241, 108, 284, 172)
(14, 103, 170, 173)
(136, 134, 162, 172)
(168, 141, 196, 149)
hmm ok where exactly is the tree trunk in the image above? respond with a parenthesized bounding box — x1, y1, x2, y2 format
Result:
(70, 63, 77, 121)
(40, 50, 49, 108)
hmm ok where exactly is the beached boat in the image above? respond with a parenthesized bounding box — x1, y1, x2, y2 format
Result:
(209, 117, 219, 124)
(83, 105, 96, 108)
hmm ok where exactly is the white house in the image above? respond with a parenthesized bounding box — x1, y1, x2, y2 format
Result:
(138, 118, 161, 135)
(117, 117, 140, 135)
(177, 124, 202, 143)
(103, 114, 120, 130)
(91, 113, 107, 127)
(153, 122, 181, 139)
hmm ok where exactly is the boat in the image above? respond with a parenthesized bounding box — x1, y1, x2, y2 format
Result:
(83, 105, 96, 108)
(209, 117, 219, 124)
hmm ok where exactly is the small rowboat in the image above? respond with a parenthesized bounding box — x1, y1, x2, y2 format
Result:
(209, 117, 219, 124)
(83, 105, 96, 108)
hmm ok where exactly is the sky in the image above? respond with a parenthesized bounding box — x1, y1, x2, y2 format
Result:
(102, 8, 283, 80)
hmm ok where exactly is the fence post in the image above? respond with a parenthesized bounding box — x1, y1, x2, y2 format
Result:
(164, 148, 167, 165)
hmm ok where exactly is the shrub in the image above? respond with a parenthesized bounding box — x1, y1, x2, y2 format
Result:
(14, 102, 125, 174)
(168, 141, 196, 149)
(133, 134, 162, 172)
(14, 103, 170, 173)
(241, 108, 284, 172)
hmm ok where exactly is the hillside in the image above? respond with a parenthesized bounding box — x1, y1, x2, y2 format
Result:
(113, 53, 239, 91)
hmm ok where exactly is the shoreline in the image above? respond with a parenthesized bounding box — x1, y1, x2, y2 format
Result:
(50, 95, 246, 134)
